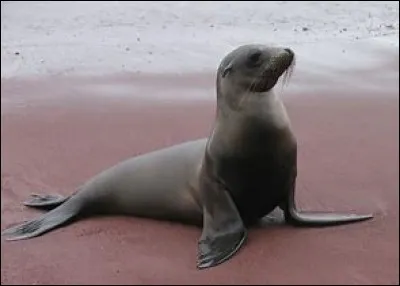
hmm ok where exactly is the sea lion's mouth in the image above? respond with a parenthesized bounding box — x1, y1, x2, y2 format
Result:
(250, 58, 294, 92)
(261, 49, 294, 77)
(273, 49, 295, 75)
(256, 49, 295, 91)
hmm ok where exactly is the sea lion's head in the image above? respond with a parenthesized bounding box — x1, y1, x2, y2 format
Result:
(216, 44, 295, 100)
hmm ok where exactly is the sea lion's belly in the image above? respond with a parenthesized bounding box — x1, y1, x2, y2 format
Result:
(226, 159, 292, 224)
(215, 130, 296, 225)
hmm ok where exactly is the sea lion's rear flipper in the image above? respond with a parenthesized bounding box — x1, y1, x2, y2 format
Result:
(197, 175, 247, 269)
(282, 171, 374, 226)
(23, 193, 68, 210)
(284, 209, 373, 226)
(2, 196, 81, 241)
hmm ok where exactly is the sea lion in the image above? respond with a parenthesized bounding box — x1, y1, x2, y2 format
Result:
(1, 44, 373, 269)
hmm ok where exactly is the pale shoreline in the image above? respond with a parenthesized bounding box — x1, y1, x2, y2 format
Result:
(1, 1, 399, 79)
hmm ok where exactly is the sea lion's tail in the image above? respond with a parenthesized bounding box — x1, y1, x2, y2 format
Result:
(285, 208, 373, 227)
(2, 194, 82, 241)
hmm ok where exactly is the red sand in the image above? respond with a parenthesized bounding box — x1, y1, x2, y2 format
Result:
(1, 66, 399, 283)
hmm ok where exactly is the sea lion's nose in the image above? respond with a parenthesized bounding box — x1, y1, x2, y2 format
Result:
(284, 48, 294, 58)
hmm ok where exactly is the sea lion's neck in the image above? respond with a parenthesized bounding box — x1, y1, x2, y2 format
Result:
(217, 89, 290, 129)
(208, 89, 293, 157)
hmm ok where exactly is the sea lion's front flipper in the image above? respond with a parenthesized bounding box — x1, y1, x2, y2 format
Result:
(197, 173, 247, 269)
(282, 170, 373, 226)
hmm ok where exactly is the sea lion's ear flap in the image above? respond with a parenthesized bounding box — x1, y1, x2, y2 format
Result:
(222, 64, 233, 78)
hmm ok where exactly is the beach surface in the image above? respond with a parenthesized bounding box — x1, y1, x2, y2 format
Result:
(1, 1, 399, 285)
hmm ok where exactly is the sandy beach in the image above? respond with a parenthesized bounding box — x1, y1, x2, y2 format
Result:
(1, 1, 399, 285)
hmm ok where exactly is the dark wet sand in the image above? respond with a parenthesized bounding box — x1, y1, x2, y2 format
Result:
(1, 55, 399, 284)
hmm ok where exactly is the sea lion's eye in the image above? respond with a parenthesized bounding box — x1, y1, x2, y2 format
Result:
(248, 51, 262, 65)
(222, 64, 233, 78)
